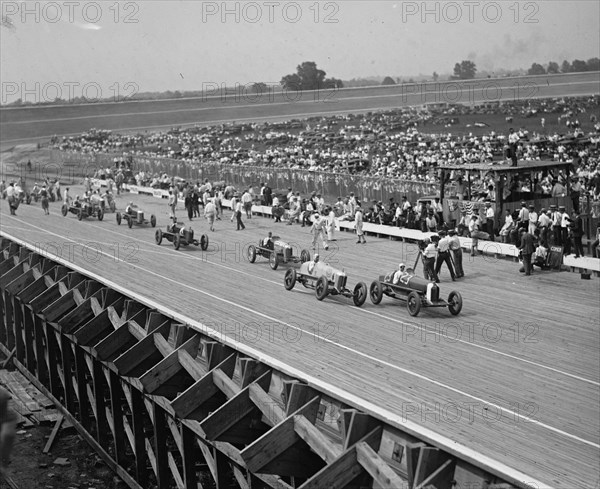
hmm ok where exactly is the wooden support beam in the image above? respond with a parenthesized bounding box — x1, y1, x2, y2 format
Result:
(298, 426, 383, 489)
(248, 384, 286, 427)
(18, 275, 48, 305)
(109, 371, 126, 465)
(205, 341, 235, 370)
(356, 438, 407, 489)
(177, 348, 205, 381)
(59, 298, 95, 334)
(240, 358, 271, 388)
(200, 370, 271, 442)
(181, 423, 199, 489)
(113, 324, 171, 376)
(415, 458, 455, 489)
(43, 415, 65, 454)
(212, 367, 240, 399)
(93, 323, 136, 362)
(340, 409, 380, 450)
(240, 397, 320, 474)
(152, 402, 171, 488)
(42, 290, 76, 323)
(294, 414, 342, 464)
(74, 310, 115, 347)
(146, 311, 171, 333)
(130, 387, 148, 487)
(406, 442, 427, 489)
(285, 381, 320, 415)
(170, 353, 236, 419)
(5, 268, 36, 296)
(154, 332, 175, 357)
(29, 283, 61, 314)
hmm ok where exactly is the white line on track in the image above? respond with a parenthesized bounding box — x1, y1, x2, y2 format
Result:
(4, 213, 599, 387)
(3, 213, 599, 449)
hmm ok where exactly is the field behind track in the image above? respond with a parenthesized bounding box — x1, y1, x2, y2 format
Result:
(1, 72, 599, 145)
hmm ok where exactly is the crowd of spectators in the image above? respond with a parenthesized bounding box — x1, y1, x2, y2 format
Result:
(54, 96, 600, 200)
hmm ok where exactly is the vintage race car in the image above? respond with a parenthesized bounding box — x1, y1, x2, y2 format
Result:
(61, 201, 104, 221)
(155, 220, 209, 250)
(247, 236, 311, 270)
(116, 208, 156, 228)
(283, 261, 368, 307)
(369, 272, 462, 317)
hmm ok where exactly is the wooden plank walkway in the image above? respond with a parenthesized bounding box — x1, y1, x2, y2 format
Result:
(1, 194, 599, 489)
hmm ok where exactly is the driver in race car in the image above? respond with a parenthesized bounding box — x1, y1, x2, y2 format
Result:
(125, 201, 137, 215)
(392, 263, 411, 284)
(262, 231, 274, 250)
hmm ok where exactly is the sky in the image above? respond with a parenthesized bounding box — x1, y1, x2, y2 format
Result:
(1, 1, 599, 103)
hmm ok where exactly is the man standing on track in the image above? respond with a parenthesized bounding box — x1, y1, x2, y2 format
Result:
(448, 229, 464, 278)
(235, 198, 245, 230)
(519, 228, 535, 276)
(422, 236, 439, 282)
(168, 187, 177, 220)
(355, 203, 366, 244)
(435, 231, 456, 281)
(311, 212, 329, 250)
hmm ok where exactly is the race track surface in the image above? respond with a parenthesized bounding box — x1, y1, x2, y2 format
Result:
(1, 193, 598, 489)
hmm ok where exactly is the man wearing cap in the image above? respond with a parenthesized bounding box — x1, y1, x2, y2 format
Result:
(528, 204, 538, 236)
(435, 231, 456, 281)
(560, 206, 571, 255)
(519, 228, 535, 276)
(517, 201, 529, 231)
(310, 211, 329, 250)
(537, 207, 551, 245)
(355, 204, 366, 244)
(448, 229, 464, 278)
(426, 209, 438, 232)
(485, 201, 495, 241)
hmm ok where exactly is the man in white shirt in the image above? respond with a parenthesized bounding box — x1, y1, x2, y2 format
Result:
(434, 231, 456, 281)
(311, 212, 329, 250)
(485, 202, 495, 241)
(517, 201, 529, 231)
(537, 208, 551, 245)
(508, 128, 519, 166)
(235, 199, 245, 230)
(448, 230, 464, 278)
(422, 237, 439, 282)
(392, 263, 410, 285)
(528, 204, 538, 236)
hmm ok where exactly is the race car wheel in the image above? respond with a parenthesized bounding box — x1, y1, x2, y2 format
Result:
(353, 282, 368, 307)
(78, 209, 84, 221)
(98, 209, 104, 221)
(200, 234, 209, 251)
(300, 249, 311, 263)
(110, 201, 116, 212)
(150, 215, 156, 228)
(447, 291, 463, 316)
(247, 245, 257, 263)
(407, 291, 421, 317)
(61, 204, 68, 216)
(155, 229, 163, 245)
(173, 234, 181, 250)
(315, 276, 329, 301)
(369, 281, 383, 305)
(269, 252, 279, 270)
(116, 212, 122, 225)
(127, 215, 133, 228)
(284, 269, 296, 290)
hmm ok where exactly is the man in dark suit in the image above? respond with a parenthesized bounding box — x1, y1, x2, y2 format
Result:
(519, 229, 535, 276)
(569, 210, 584, 258)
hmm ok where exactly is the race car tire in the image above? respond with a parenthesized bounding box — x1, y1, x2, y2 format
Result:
(315, 276, 329, 301)
(150, 215, 156, 228)
(116, 212, 122, 225)
(247, 245, 257, 263)
(284, 268, 296, 290)
(353, 282, 368, 307)
(200, 234, 209, 251)
(110, 201, 116, 213)
(369, 281, 383, 305)
(300, 249, 311, 263)
(269, 252, 279, 270)
(155, 229, 163, 245)
(98, 209, 104, 221)
(61, 204, 68, 217)
(78, 209, 84, 221)
(407, 291, 421, 317)
(448, 291, 463, 316)
(173, 234, 181, 250)
(127, 215, 133, 228)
